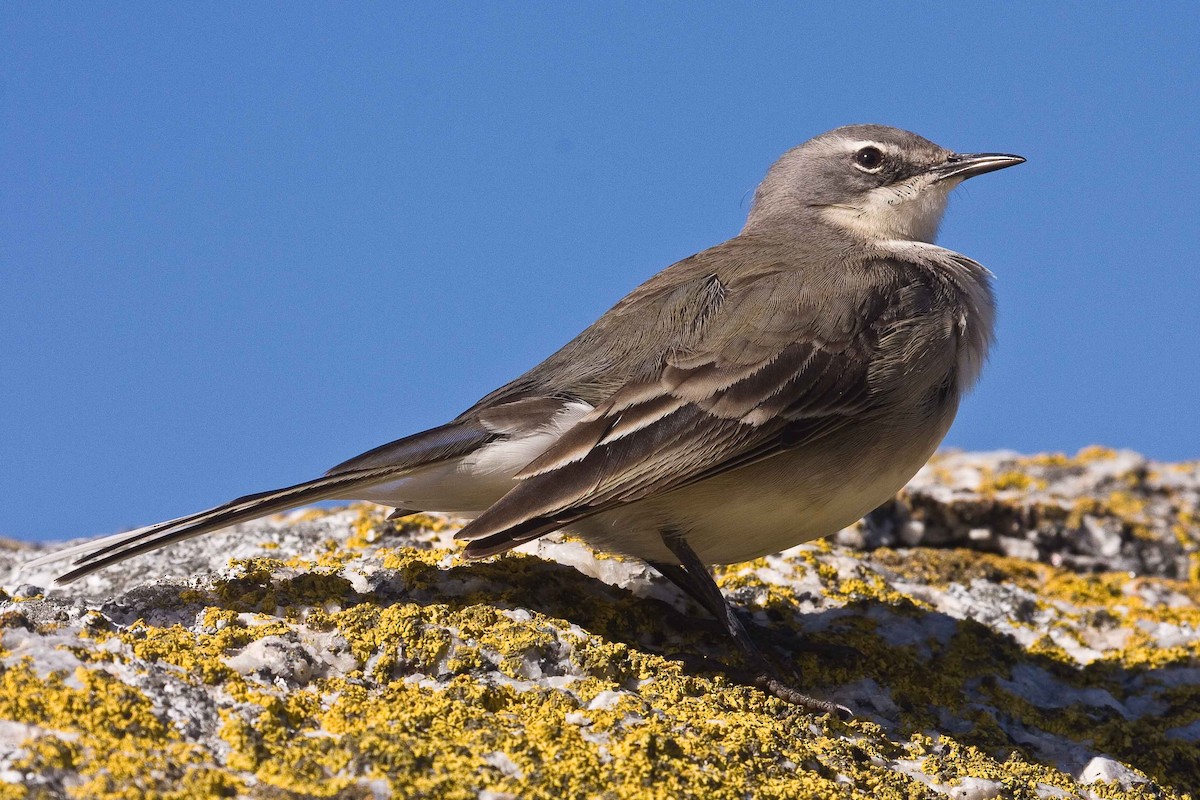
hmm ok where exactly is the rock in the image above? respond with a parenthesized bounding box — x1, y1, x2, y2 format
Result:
(868, 448, 1200, 579)
(1078, 756, 1148, 788)
(0, 449, 1197, 799)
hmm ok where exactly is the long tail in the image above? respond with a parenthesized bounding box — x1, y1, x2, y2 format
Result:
(25, 466, 409, 583)
(26, 419, 496, 584)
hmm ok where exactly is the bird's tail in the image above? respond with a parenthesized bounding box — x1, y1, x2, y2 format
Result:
(25, 465, 411, 584)
(24, 418, 499, 584)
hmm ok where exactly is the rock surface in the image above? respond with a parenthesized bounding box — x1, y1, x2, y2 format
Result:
(1, 447, 1197, 799)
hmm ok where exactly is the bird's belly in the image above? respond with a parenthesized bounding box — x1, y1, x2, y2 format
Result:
(356, 400, 956, 568)
(571, 414, 954, 565)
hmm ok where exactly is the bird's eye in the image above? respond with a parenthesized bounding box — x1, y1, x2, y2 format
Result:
(853, 146, 884, 171)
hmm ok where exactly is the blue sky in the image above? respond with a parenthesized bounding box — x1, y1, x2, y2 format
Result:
(3, 4, 1199, 542)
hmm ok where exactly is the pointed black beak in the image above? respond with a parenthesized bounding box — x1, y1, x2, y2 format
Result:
(931, 152, 1026, 182)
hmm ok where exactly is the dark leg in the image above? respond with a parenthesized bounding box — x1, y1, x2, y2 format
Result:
(657, 531, 851, 718)
(649, 559, 858, 661)
(646, 560, 720, 617)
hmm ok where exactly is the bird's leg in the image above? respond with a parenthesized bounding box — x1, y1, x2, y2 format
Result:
(646, 560, 718, 615)
(657, 531, 851, 719)
(650, 559, 858, 662)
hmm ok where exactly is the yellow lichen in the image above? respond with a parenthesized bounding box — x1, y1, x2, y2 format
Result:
(1076, 445, 1120, 463)
(0, 661, 244, 799)
(1024, 452, 1072, 468)
(978, 469, 1047, 494)
(4, 506, 1197, 798)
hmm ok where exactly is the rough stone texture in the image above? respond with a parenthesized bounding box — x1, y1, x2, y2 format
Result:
(844, 447, 1200, 580)
(0, 447, 1197, 799)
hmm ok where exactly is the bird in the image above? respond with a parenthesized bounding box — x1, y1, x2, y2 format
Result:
(27, 125, 1023, 715)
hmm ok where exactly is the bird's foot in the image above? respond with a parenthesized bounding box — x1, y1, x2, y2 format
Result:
(652, 537, 854, 719)
(754, 671, 852, 719)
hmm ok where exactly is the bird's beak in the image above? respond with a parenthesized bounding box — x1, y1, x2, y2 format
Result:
(931, 152, 1026, 183)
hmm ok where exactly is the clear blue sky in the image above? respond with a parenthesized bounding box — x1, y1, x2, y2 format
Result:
(3, 4, 1199, 542)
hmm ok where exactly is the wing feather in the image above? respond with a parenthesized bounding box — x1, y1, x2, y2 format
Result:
(458, 333, 876, 556)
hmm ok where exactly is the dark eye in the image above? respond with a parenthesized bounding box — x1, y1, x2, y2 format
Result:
(854, 146, 884, 170)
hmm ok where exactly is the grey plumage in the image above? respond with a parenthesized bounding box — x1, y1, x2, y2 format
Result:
(27, 125, 1022, 712)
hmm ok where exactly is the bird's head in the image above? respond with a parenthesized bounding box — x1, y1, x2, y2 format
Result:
(745, 124, 1024, 244)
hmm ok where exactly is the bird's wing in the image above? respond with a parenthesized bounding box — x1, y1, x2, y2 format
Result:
(456, 266, 886, 557)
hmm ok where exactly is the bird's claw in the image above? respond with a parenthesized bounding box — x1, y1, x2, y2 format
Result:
(755, 673, 852, 720)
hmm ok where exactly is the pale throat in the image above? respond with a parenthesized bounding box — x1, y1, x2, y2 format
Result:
(820, 176, 956, 244)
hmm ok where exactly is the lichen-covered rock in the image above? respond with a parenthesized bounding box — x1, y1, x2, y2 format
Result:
(0, 448, 1197, 799)
(847, 447, 1200, 581)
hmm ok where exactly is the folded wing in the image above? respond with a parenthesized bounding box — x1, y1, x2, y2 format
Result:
(457, 270, 883, 557)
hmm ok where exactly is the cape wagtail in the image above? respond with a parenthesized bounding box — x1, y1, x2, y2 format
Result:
(29, 125, 1024, 715)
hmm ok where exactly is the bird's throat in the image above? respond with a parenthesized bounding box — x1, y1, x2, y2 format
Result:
(819, 176, 953, 244)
